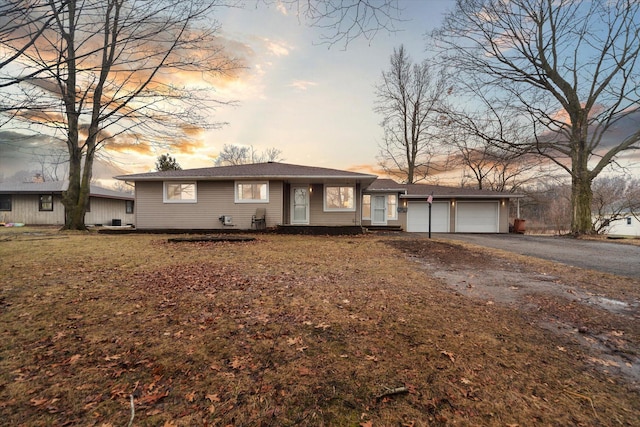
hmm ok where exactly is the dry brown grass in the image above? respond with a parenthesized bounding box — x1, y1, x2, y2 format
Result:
(0, 228, 638, 426)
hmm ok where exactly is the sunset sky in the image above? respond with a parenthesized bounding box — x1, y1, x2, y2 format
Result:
(1, 0, 637, 187)
(0, 0, 454, 184)
(119, 0, 453, 174)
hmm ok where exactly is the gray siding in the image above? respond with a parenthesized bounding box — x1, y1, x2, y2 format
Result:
(85, 198, 134, 226)
(0, 194, 65, 225)
(135, 180, 284, 230)
(0, 194, 133, 226)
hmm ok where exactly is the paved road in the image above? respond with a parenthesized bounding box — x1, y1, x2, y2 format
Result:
(431, 233, 640, 279)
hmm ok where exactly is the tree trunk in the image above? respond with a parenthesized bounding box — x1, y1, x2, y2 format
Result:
(571, 166, 594, 235)
(61, 147, 87, 230)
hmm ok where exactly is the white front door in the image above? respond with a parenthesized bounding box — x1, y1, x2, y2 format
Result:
(291, 187, 309, 224)
(372, 195, 387, 225)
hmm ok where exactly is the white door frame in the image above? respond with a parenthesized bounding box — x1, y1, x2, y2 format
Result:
(372, 195, 387, 225)
(291, 186, 310, 224)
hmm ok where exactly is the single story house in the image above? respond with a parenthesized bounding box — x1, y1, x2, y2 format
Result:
(116, 162, 521, 233)
(363, 178, 522, 233)
(0, 181, 135, 226)
(601, 213, 640, 237)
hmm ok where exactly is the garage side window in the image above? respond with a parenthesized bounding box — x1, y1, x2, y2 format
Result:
(324, 186, 355, 211)
(164, 182, 197, 203)
(387, 195, 397, 220)
(0, 195, 11, 211)
(362, 195, 371, 219)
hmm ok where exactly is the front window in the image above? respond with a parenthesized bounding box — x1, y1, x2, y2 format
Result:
(627, 217, 633, 226)
(0, 195, 11, 211)
(235, 181, 268, 203)
(164, 182, 197, 203)
(324, 186, 355, 211)
(39, 194, 53, 211)
(387, 195, 397, 220)
(126, 200, 134, 214)
(362, 195, 371, 219)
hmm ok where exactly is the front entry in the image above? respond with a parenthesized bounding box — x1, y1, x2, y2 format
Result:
(291, 187, 309, 224)
(372, 195, 387, 225)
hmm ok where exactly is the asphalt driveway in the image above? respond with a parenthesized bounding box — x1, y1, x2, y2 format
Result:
(432, 233, 640, 279)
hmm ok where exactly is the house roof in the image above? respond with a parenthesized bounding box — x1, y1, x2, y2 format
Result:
(0, 181, 134, 200)
(365, 178, 523, 198)
(115, 162, 378, 184)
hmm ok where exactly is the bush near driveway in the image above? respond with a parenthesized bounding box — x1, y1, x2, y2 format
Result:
(0, 230, 638, 426)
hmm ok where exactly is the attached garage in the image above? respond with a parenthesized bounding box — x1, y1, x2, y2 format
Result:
(407, 201, 449, 232)
(363, 178, 520, 234)
(456, 201, 499, 233)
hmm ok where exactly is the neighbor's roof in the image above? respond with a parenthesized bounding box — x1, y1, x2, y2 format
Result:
(365, 178, 523, 198)
(115, 162, 378, 182)
(0, 181, 134, 200)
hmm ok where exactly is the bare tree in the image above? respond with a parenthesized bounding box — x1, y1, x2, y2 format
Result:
(375, 45, 448, 184)
(275, 0, 402, 48)
(434, 0, 640, 234)
(592, 176, 640, 234)
(3, 0, 235, 229)
(214, 144, 284, 166)
(0, 1, 56, 86)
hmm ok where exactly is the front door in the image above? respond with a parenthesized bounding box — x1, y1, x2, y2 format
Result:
(372, 195, 387, 225)
(291, 187, 309, 224)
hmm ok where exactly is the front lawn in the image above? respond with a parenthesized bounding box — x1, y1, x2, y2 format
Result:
(0, 229, 637, 425)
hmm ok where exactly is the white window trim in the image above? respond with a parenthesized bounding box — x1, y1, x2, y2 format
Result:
(323, 185, 356, 212)
(163, 181, 197, 203)
(235, 181, 269, 203)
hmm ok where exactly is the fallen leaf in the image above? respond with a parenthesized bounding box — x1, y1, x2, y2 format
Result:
(441, 351, 455, 363)
(206, 393, 220, 403)
(68, 354, 82, 364)
(185, 391, 196, 402)
(30, 398, 48, 406)
(360, 421, 373, 427)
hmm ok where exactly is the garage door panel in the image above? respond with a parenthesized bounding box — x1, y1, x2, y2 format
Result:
(456, 202, 498, 233)
(407, 202, 449, 232)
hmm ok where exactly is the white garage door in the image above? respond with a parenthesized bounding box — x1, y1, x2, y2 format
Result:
(456, 202, 499, 233)
(407, 202, 449, 232)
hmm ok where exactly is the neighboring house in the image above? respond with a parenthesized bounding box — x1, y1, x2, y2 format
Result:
(115, 162, 521, 233)
(115, 162, 377, 230)
(601, 213, 640, 237)
(0, 181, 135, 226)
(363, 179, 521, 233)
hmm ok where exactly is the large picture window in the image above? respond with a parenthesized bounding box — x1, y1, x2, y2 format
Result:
(235, 182, 268, 203)
(164, 182, 197, 203)
(0, 195, 11, 211)
(324, 186, 355, 211)
(39, 194, 53, 211)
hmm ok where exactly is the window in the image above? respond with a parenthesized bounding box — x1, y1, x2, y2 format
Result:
(235, 182, 268, 203)
(362, 195, 371, 219)
(0, 195, 11, 211)
(85, 199, 91, 213)
(164, 182, 197, 203)
(627, 217, 633, 226)
(387, 194, 397, 220)
(324, 186, 355, 211)
(126, 200, 134, 214)
(39, 194, 53, 211)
